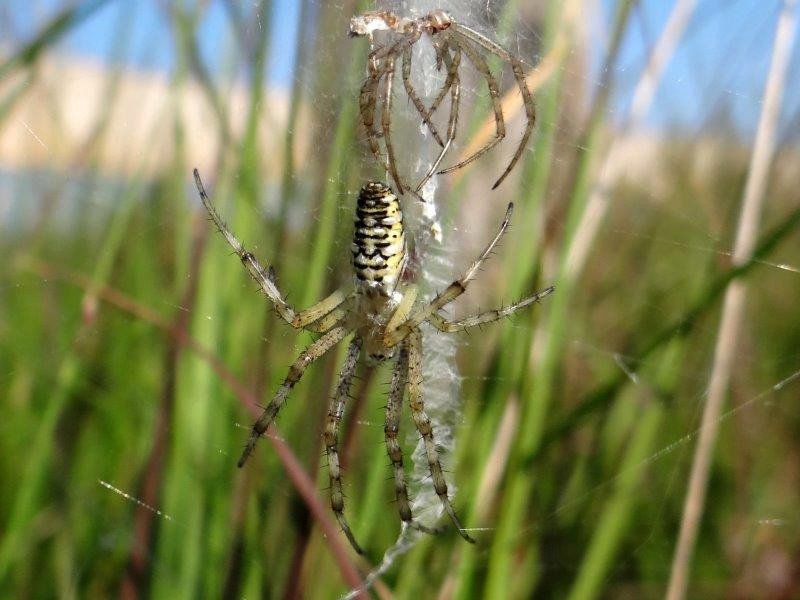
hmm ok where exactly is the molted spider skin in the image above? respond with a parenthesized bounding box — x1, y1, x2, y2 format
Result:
(351, 9, 536, 194)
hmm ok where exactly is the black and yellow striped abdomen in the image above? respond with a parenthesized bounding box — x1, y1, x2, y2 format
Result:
(352, 182, 406, 295)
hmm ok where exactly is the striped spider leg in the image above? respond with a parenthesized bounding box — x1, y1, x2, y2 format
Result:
(193, 169, 350, 336)
(381, 202, 554, 542)
(383, 203, 554, 348)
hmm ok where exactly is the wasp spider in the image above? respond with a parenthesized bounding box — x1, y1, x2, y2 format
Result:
(350, 9, 536, 195)
(193, 170, 553, 553)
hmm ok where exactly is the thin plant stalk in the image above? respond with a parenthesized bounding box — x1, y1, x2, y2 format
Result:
(666, 2, 799, 598)
(447, 2, 573, 597)
(483, 1, 639, 595)
(565, 0, 698, 281)
(0, 178, 143, 584)
(567, 396, 664, 600)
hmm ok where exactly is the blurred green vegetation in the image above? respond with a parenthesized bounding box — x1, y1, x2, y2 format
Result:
(1, 1, 799, 598)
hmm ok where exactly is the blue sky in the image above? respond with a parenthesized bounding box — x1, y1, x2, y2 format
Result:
(5, 0, 301, 83)
(611, 0, 800, 137)
(5, 0, 799, 140)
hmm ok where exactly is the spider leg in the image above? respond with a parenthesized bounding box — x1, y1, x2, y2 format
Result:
(414, 48, 461, 192)
(489, 57, 534, 189)
(194, 170, 348, 331)
(291, 289, 350, 329)
(385, 342, 441, 536)
(323, 335, 365, 554)
(428, 285, 554, 333)
(436, 38, 505, 178)
(359, 39, 400, 159)
(237, 325, 348, 467)
(406, 329, 475, 543)
(381, 55, 406, 193)
(359, 66, 385, 164)
(450, 23, 536, 189)
(384, 203, 514, 347)
(359, 41, 407, 193)
(421, 39, 460, 124)
(304, 298, 352, 333)
(401, 40, 445, 147)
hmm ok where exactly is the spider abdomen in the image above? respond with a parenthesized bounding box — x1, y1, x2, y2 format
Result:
(352, 182, 406, 295)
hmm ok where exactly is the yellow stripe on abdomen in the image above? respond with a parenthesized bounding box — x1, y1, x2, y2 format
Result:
(352, 182, 406, 295)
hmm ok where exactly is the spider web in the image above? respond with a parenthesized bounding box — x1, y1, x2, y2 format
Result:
(345, 0, 526, 584)
(2, 0, 800, 598)
(342, 0, 800, 594)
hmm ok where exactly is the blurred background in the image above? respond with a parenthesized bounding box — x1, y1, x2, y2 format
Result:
(1, 0, 799, 598)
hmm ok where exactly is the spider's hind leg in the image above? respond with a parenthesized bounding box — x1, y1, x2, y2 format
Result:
(385, 342, 445, 538)
(384, 203, 514, 348)
(193, 169, 350, 333)
(238, 326, 348, 468)
(406, 331, 475, 543)
(324, 336, 365, 554)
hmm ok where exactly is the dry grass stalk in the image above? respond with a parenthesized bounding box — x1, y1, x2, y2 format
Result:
(666, 2, 799, 599)
(564, 0, 699, 281)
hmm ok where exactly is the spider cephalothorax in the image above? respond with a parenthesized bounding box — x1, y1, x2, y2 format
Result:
(350, 9, 536, 195)
(194, 171, 553, 553)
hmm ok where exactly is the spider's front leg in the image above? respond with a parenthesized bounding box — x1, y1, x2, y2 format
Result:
(427, 285, 555, 333)
(384, 203, 515, 347)
(385, 345, 413, 523)
(194, 169, 348, 331)
(238, 326, 348, 467)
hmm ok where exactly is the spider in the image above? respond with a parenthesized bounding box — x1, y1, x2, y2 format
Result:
(193, 169, 553, 553)
(350, 9, 536, 196)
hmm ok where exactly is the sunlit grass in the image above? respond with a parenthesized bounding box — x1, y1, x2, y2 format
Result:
(1, 1, 799, 598)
